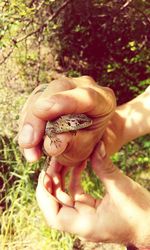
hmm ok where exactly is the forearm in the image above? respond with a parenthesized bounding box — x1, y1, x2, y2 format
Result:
(103, 86, 150, 155)
(117, 86, 150, 144)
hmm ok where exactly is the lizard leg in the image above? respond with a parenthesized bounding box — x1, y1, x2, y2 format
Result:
(49, 135, 62, 149)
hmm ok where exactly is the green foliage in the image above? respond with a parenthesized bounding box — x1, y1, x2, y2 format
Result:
(55, 0, 150, 103)
(1, 0, 150, 102)
(112, 135, 150, 189)
(0, 137, 74, 250)
(82, 163, 105, 198)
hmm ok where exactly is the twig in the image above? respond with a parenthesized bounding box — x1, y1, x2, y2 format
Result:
(17, 0, 71, 43)
(36, 36, 43, 86)
(0, 0, 71, 65)
(132, 4, 150, 26)
(120, 0, 133, 10)
(120, 0, 150, 26)
(28, 0, 36, 8)
(0, 47, 14, 66)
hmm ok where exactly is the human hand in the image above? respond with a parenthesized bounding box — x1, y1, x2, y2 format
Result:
(36, 142, 150, 248)
(18, 76, 116, 167)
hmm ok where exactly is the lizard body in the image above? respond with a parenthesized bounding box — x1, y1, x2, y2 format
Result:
(43, 114, 92, 161)
(45, 114, 92, 139)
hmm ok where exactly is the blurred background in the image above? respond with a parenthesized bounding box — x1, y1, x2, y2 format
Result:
(0, 0, 150, 249)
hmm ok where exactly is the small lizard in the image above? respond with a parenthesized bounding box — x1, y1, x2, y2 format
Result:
(45, 113, 93, 142)
(43, 114, 92, 170)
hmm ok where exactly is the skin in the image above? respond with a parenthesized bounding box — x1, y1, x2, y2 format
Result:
(18, 77, 150, 247)
(102, 85, 150, 156)
(36, 142, 150, 248)
(18, 76, 116, 166)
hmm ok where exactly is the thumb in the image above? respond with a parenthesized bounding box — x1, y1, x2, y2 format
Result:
(91, 142, 150, 214)
(91, 141, 120, 185)
(91, 142, 135, 198)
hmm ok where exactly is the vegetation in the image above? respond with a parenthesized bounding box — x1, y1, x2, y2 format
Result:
(0, 0, 150, 249)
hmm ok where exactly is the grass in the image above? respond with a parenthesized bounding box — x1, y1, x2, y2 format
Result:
(0, 138, 75, 250)
(0, 135, 149, 250)
(0, 137, 105, 250)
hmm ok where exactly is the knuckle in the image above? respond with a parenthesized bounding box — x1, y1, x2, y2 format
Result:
(81, 75, 95, 82)
(33, 84, 46, 93)
(51, 77, 74, 90)
(84, 87, 99, 107)
(97, 85, 116, 110)
(105, 87, 116, 100)
(79, 75, 96, 86)
(105, 87, 117, 110)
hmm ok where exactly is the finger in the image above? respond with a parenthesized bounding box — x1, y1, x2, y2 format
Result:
(18, 113, 45, 147)
(19, 79, 74, 124)
(91, 141, 117, 180)
(45, 157, 74, 207)
(60, 165, 69, 191)
(69, 161, 95, 207)
(72, 76, 96, 87)
(18, 79, 74, 161)
(37, 171, 96, 237)
(52, 174, 73, 207)
(18, 112, 45, 162)
(33, 86, 111, 120)
(91, 141, 126, 195)
(37, 171, 75, 230)
(45, 156, 62, 176)
(18, 118, 45, 149)
(36, 171, 59, 227)
(43, 133, 72, 157)
(18, 106, 46, 161)
(57, 201, 96, 236)
(18, 85, 48, 143)
(69, 161, 87, 197)
(24, 146, 42, 162)
(91, 142, 150, 221)
(18, 78, 74, 149)
(18, 85, 46, 134)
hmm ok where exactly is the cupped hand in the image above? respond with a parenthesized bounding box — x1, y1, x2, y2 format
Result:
(36, 142, 150, 247)
(18, 76, 116, 167)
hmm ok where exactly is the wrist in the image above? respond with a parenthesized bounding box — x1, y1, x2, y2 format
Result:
(102, 109, 126, 156)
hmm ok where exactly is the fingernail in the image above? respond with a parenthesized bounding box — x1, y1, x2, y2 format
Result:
(24, 147, 41, 162)
(98, 141, 106, 158)
(19, 124, 34, 145)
